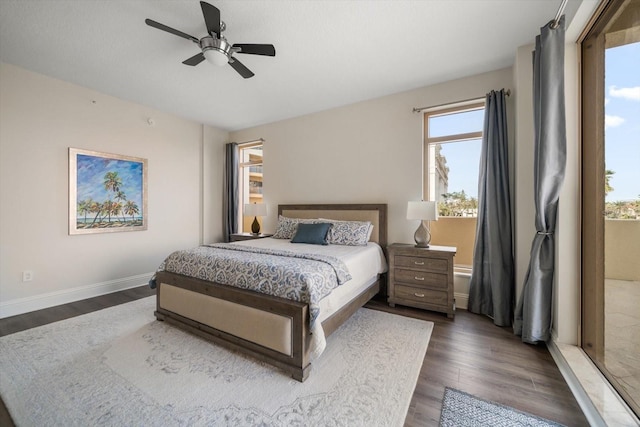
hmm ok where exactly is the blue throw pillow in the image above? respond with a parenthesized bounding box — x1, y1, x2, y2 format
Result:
(291, 222, 332, 245)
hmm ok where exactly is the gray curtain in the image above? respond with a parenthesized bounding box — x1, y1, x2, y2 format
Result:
(468, 89, 514, 327)
(514, 16, 566, 343)
(222, 142, 238, 242)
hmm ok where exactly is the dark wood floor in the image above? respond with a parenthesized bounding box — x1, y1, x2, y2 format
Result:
(365, 300, 589, 426)
(0, 287, 588, 426)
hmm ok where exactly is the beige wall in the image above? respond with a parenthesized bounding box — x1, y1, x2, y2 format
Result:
(229, 67, 515, 246)
(513, 43, 537, 304)
(0, 63, 228, 317)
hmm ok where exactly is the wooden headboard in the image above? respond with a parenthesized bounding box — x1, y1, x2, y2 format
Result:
(278, 204, 387, 248)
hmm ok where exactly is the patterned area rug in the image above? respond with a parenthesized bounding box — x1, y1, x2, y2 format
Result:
(0, 296, 433, 426)
(439, 387, 566, 427)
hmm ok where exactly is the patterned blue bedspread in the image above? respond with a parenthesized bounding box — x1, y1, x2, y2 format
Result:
(153, 243, 352, 328)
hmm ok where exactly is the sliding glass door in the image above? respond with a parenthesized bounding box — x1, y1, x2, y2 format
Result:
(582, 0, 640, 417)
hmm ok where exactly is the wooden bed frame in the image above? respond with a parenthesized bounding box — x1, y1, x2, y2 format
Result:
(154, 203, 387, 382)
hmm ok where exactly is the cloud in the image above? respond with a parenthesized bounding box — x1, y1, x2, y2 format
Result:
(605, 115, 625, 129)
(609, 86, 640, 101)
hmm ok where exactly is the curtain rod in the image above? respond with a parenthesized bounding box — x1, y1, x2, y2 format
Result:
(550, 0, 567, 29)
(237, 138, 265, 145)
(412, 89, 510, 113)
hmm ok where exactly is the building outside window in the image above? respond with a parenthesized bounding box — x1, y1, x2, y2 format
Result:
(238, 141, 263, 233)
(423, 102, 485, 270)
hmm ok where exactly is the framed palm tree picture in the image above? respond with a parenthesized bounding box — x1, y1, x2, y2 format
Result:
(69, 148, 148, 235)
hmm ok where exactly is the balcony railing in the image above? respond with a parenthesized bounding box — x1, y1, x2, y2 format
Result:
(430, 217, 477, 268)
(429, 217, 639, 283)
(605, 219, 640, 281)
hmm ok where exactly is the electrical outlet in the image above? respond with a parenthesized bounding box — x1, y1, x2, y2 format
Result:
(22, 271, 34, 282)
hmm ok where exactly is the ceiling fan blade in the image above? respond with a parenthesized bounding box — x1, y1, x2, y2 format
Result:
(232, 44, 276, 57)
(182, 53, 206, 66)
(200, 1, 221, 37)
(229, 57, 255, 79)
(145, 19, 199, 43)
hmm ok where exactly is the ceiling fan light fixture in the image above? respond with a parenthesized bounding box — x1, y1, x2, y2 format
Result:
(145, 2, 275, 78)
(203, 48, 228, 66)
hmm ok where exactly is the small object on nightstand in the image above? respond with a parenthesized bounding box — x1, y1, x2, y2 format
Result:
(230, 233, 273, 242)
(244, 203, 267, 234)
(406, 201, 439, 248)
(387, 243, 456, 318)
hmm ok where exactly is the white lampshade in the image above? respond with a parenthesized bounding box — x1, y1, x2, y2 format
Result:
(406, 201, 438, 221)
(203, 49, 228, 67)
(244, 203, 267, 217)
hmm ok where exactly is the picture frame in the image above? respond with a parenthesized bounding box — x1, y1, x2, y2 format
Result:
(69, 148, 148, 235)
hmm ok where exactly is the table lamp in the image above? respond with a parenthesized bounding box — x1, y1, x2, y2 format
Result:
(244, 203, 267, 234)
(406, 201, 438, 248)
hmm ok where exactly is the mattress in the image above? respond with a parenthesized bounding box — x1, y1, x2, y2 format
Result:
(232, 238, 388, 323)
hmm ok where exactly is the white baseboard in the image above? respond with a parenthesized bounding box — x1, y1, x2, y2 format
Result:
(0, 273, 154, 319)
(454, 292, 469, 310)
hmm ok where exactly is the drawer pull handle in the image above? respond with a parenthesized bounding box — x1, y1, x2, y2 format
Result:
(414, 261, 425, 265)
(414, 293, 425, 298)
(414, 276, 425, 281)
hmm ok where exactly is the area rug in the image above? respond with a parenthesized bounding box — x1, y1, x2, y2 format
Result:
(0, 296, 433, 426)
(439, 387, 566, 427)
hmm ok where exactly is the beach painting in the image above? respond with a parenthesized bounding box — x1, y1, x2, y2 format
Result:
(69, 148, 147, 235)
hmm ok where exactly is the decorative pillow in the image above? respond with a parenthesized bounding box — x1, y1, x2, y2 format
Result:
(272, 216, 298, 239)
(272, 216, 320, 239)
(319, 219, 372, 246)
(291, 223, 332, 245)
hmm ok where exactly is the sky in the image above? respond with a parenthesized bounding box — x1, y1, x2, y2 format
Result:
(432, 41, 639, 203)
(604, 42, 640, 202)
(76, 154, 144, 215)
(430, 109, 483, 199)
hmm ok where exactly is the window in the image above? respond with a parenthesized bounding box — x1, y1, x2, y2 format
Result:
(238, 140, 263, 233)
(423, 101, 485, 269)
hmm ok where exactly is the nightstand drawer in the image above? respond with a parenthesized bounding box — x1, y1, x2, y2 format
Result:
(394, 285, 448, 305)
(394, 268, 448, 289)
(394, 255, 448, 272)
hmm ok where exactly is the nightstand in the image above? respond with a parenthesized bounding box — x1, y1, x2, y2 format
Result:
(230, 233, 273, 242)
(387, 243, 457, 318)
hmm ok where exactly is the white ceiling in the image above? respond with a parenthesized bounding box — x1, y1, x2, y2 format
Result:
(0, 0, 580, 131)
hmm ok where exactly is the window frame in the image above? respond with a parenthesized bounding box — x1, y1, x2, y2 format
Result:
(422, 100, 485, 204)
(422, 100, 485, 271)
(238, 140, 264, 232)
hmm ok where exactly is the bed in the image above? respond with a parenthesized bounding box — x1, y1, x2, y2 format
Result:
(153, 203, 387, 381)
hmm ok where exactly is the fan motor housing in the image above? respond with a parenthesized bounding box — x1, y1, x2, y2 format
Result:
(200, 36, 231, 57)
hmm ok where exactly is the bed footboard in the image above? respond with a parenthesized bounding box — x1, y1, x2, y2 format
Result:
(155, 271, 312, 381)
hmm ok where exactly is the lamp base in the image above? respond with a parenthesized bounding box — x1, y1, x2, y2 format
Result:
(251, 216, 261, 235)
(413, 220, 431, 248)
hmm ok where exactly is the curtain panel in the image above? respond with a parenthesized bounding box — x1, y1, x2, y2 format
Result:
(222, 142, 239, 242)
(514, 16, 566, 343)
(468, 89, 515, 327)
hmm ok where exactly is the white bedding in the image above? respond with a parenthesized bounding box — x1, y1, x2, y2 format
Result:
(233, 238, 388, 358)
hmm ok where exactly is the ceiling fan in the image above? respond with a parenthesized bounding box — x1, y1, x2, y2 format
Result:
(145, 1, 276, 79)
